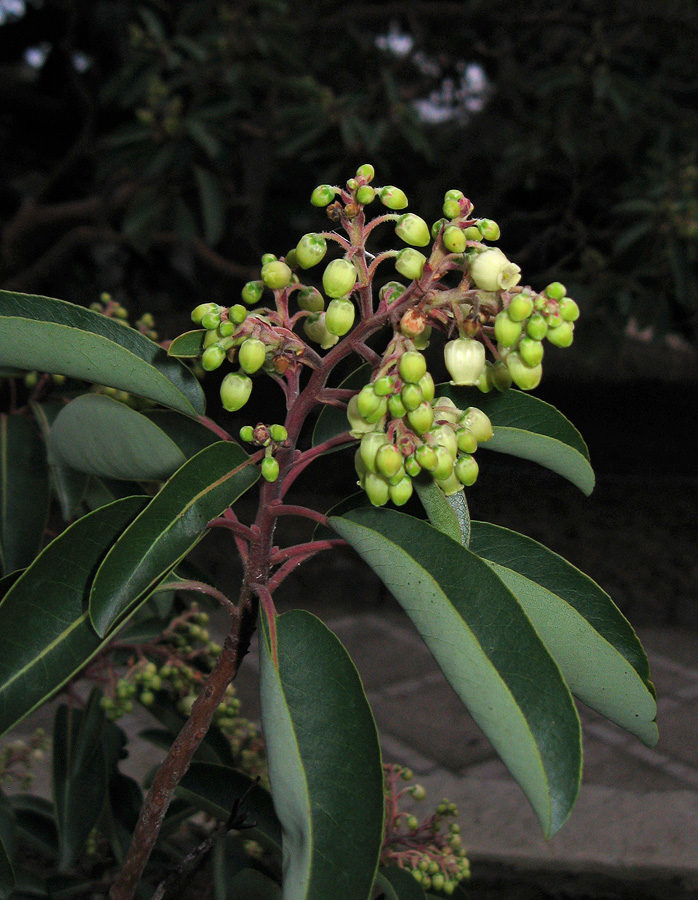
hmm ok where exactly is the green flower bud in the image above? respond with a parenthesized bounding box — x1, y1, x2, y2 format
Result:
(506, 352, 543, 390)
(444, 189, 464, 201)
(389, 476, 413, 506)
(191, 302, 218, 324)
(325, 297, 355, 335)
(285, 249, 298, 269)
(322, 258, 358, 298)
(270, 424, 287, 442)
(461, 407, 493, 442)
(364, 472, 390, 506)
(399, 350, 428, 384)
(455, 453, 479, 486)
(261, 261, 292, 290)
(442, 198, 462, 219)
(546, 320, 574, 347)
(407, 401, 435, 434)
(238, 338, 266, 374)
(375, 444, 403, 479)
(354, 448, 367, 485)
(380, 281, 407, 304)
(470, 247, 521, 292)
(508, 292, 534, 322)
(430, 424, 458, 459)
(559, 297, 580, 321)
(241, 280, 264, 305)
(545, 281, 566, 300)
(296, 233, 328, 269)
(395, 248, 426, 281)
(356, 384, 383, 419)
(220, 372, 253, 411)
(413, 325, 431, 350)
(347, 395, 380, 437)
(303, 313, 339, 349)
(519, 336, 544, 367)
(464, 225, 481, 240)
(311, 184, 336, 207)
(363, 395, 388, 424)
(395, 213, 431, 247)
(404, 454, 421, 477)
(456, 427, 477, 453)
(494, 311, 523, 347)
(297, 286, 325, 312)
(261, 456, 280, 482)
(261, 253, 277, 265)
(401, 382, 423, 410)
(230, 304, 248, 324)
(373, 375, 395, 396)
(201, 344, 226, 371)
(526, 312, 548, 340)
(476, 218, 501, 241)
(360, 431, 389, 473)
(415, 444, 438, 472)
(388, 393, 407, 418)
(432, 397, 461, 423)
(418, 371, 435, 402)
(356, 163, 375, 182)
(239, 425, 254, 442)
(491, 360, 513, 391)
(431, 217, 449, 240)
(217, 320, 235, 337)
(379, 185, 408, 209)
(434, 469, 463, 496)
(201, 310, 221, 330)
(444, 337, 486, 385)
(443, 225, 467, 253)
(433, 445, 455, 480)
(356, 185, 375, 205)
(346, 177, 358, 190)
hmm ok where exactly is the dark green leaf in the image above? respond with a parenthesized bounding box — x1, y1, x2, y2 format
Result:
(227, 869, 281, 900)
(167, 330, 206, 358)
(469, 522, 658, 745)
(439, 386, 595, 495)
(177, 762, 281, 851)
(52, 691, 108, 870)
(8, 795, 58, 858)
(330, 508, 582, 838)
(30, 401, 88, 520)
(0, 497, 148, 737)
(259, 609, 384, 900)
(0, 291, 205, 416)
(143, 409, 221, 459)
(194, 166, 226, 245)
(48, 394, 187, 481)
(0, 830, 13, 900)
(0, 414, 50, 576)
(413, 477, 469, 546)
(89, 441, 258, 636)
(376, 867, 426, 899)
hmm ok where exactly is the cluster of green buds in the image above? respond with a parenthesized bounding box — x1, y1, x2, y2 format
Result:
(348, 345, 493, 506)
(0, 729, 47, 790)
(382, 764, 469, 895)
(238, 422, 289, 482)
(96, 605, 266, 781)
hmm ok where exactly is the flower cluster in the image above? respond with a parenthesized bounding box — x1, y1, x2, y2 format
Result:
(382, 764, 470, 895)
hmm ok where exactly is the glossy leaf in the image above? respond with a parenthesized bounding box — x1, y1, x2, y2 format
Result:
(177, 762, 281, 851)
(413, 477, 469, 546)
(0, 496, 148, 737)
(439, 386, 595, 495)
(0, 291, 205, 416)
(90, 441, 258, 636)
(469, 521, 658, 745)
(0, 414, 50, 576)
(48, 394, 187, 481)
(30, 401, 88, 520)
(52, 691, 108, 870)
(167, 329, 206, 358)
(259, 609, 384, 900)
(330, 508, 582, 838)
(143, 409, 221, 458)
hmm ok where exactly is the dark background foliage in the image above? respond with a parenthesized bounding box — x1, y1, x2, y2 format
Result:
(1, 0, 697, 358)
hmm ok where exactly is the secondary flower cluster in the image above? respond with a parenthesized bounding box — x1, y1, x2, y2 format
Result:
(348, 345, 493, 506)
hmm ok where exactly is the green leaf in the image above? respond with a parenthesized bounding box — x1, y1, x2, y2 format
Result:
(176, 762, 281, 851)
(227, 869, 281, 900)
(311, 364, 371, 448)
(0, 414, 50, 576)
(376, 867, 426, 899)
(0, 496, 148, 737)
(143, 409, 221, 459)
(439, 386, 595, 495)
(167, 330, 206, 358)
(413, 478, 469, 546)
(469, 522, 658, 746)
(330, 508, 582, 838)
(52, 691, 108, 870)
(0, 291, 205, 416)
(194, 166, 226, 245)
(30, 401, 88, 520)
(259, 609, 384, 900)
(89, 441, 258, 636)
(48, 394, 187, 481)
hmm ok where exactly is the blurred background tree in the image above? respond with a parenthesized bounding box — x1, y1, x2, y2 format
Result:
(1, 0, 697, 358)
